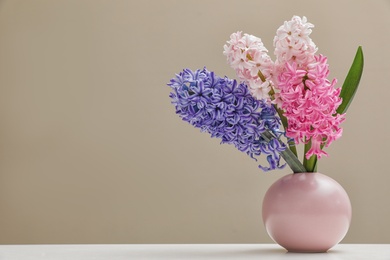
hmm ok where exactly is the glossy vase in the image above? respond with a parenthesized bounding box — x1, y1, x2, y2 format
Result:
(262, 172, 352, 253)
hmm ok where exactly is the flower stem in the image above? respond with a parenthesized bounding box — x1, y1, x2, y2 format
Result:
(275, 106, 298, 157)
(257, 70, 266, 82)
(303, 140, 317, 172)
(266, 88, 302, 172)
(262, 131, 306, 173)
(268, 87, 298, 158)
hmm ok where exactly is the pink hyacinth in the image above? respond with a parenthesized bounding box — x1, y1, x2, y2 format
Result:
(223, 32, 274, 100)
(273, 16, 318, 83)
(277, 55, 345, 159)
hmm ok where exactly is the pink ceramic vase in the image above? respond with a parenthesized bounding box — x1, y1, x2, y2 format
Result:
(262, 172, 352, 253)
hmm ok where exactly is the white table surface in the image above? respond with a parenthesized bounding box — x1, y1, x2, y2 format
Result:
(0, 244, 389, 260)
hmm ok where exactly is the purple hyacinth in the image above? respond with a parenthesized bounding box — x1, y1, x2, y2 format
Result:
(167, 68, 286, 171)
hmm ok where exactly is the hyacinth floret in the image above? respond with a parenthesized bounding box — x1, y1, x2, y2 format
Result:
(168, 67, 285, 171)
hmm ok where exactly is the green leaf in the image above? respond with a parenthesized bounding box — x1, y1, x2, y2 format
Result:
(336, 46, 364, 114)
(261, 131, 306, 173)
(281, 146, 307, 173)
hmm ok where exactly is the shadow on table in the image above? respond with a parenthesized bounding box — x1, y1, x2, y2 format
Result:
(236, 248, 344, 259)
(124, 245, 345, 259)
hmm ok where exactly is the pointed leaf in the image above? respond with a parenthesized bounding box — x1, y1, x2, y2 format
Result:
(262, 131, 306, 173)
(337, 46, 364, 114)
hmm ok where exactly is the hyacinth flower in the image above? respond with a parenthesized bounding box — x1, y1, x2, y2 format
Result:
(222, 16, 364, 172)
(167, 67, 304, 171)
(276, 55, 346, 169)
(273, 16, 318, 71)
(223, 32, 275, 102)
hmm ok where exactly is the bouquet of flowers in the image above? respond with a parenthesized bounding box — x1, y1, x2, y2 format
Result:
(167, 16, 363, 173)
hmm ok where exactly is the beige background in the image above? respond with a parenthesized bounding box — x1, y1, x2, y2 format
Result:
(0, 0, 389, 244)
